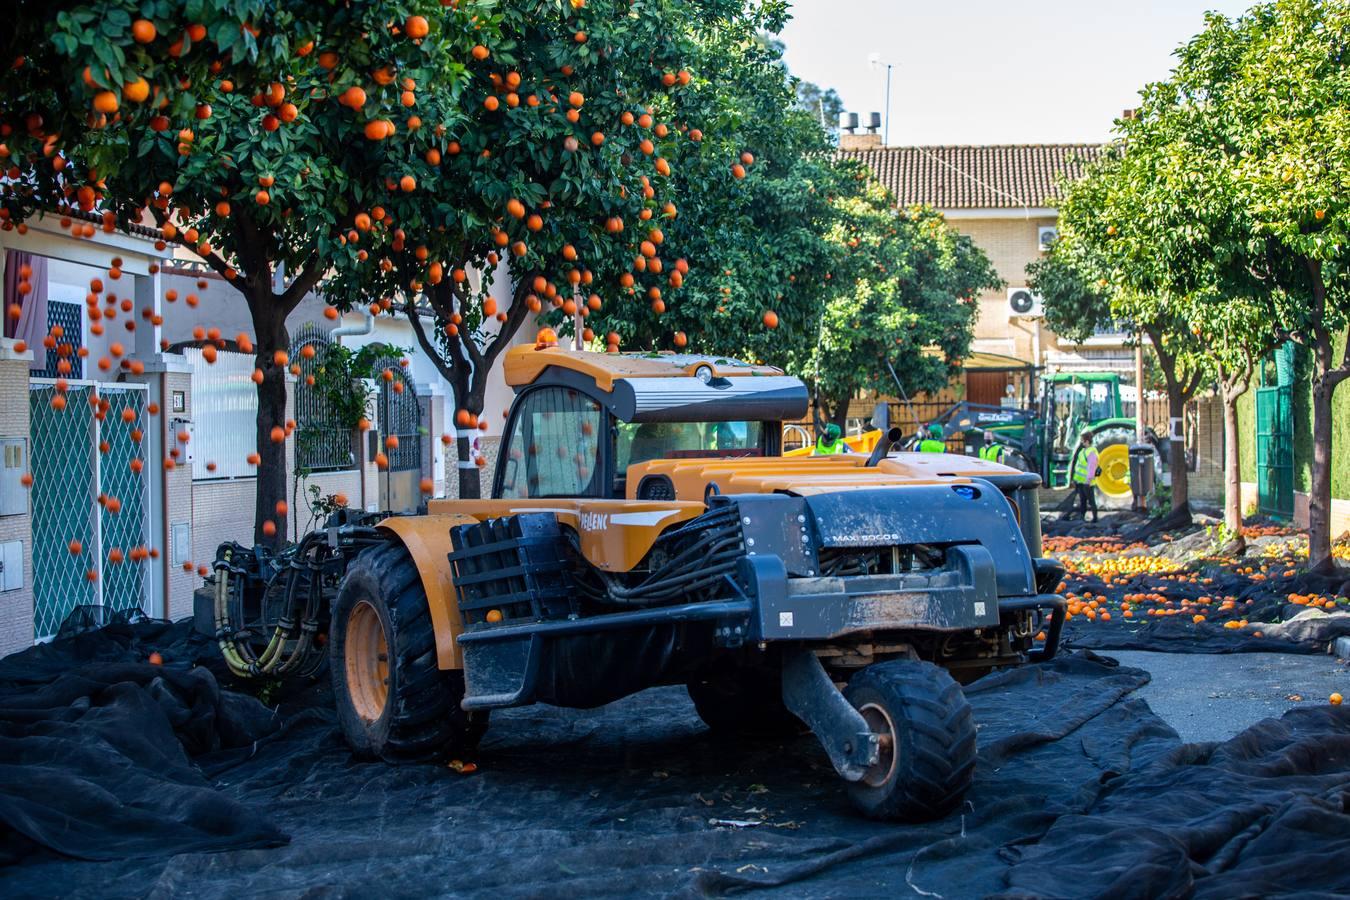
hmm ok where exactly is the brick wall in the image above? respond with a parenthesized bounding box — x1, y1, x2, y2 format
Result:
(190, 479, 256, 570)
(1188, 394, 1224, 505)
(950, 217, 1057, 364)
(291, 469, 363, 534)
(0, 349, 34, 656)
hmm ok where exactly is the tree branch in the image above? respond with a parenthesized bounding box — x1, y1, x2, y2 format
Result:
(480, 273, 537, 374)
(405, 298, 459, 386)
(278, 254, 325, 312)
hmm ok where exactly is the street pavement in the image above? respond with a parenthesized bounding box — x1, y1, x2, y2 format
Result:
(1108, 649, 1348, 742)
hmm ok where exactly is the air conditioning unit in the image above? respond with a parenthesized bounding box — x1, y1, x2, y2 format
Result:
(1038, 225, 1058, 252)
(1007, 288, 1044, 319)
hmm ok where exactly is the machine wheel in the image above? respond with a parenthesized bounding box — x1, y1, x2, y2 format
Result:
(687, 666, 804, 737)
(843, 659, 976, 821)
(330, 539, 487, 763)
(1092, 428, 1135, 498)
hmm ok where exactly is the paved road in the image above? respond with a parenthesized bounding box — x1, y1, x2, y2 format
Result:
(1108, 650, 1348, 743)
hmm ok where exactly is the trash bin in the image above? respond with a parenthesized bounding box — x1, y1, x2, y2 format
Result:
(1128, 444, 1156, 512)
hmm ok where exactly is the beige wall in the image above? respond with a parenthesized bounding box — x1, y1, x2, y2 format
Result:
(949, 215, 1058, 365)
(947, 214, 1132, 371)
(0, 348, 35, 655)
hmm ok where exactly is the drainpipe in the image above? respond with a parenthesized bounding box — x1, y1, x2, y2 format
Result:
(331, 309, 374, 341)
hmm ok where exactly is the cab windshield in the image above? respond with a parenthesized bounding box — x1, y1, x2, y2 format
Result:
(615, 420, 764, 473)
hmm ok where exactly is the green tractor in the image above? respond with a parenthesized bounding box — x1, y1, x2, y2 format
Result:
(1035, 372, 1146, 496)
(920, 371, 1160, 499)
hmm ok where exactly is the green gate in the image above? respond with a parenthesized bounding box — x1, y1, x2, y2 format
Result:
(1255, 345, 1295, 521)
(29, 380, 148, 640)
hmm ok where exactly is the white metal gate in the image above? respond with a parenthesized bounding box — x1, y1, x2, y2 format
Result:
(29, 379, 150, 639)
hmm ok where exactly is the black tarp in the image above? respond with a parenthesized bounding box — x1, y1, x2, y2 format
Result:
(2, 623, 1349, 898)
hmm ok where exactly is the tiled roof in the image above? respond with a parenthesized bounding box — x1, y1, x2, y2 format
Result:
(839, 144, 1103, 210)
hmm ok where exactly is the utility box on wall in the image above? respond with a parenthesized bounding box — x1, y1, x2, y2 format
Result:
(0, 439, 28, 516)
(0, 540, 22, 591)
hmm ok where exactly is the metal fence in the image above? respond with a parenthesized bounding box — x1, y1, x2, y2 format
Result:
(34, 300, 84, 379)
(291, 324, 355, 472)
(29, 380, 147, 639)
(373, 356, 421, 472)
(185, 346, 258, 480)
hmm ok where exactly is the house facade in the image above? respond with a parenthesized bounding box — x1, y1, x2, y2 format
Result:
(837, 136, 1133, 405)
(0, 210, 535, 656)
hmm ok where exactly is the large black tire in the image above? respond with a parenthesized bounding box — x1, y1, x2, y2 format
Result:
(843, 659, 976, 821)
(330, 540, 487, 763)
(687, 665, 804, 737)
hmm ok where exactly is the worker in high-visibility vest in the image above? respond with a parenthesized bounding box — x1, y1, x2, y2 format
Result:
(978, 432, 1006, 463)
(1067, 432, 1101, 522)
(814, 423, 849, 455)
(918, 423, 946, 453)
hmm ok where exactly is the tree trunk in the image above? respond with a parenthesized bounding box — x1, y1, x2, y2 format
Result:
(827, 396, 849, 434)
(251, 301, 290, 549)
(1165, 386, 1191, 519)
(1308, 376, 1335, 568)
(1221, 382, 1247, 554)
(456, 371, 482, 500)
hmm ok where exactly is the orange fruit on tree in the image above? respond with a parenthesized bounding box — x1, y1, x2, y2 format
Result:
(673, 331, 687, 348)
(93, 91, 119, 114)
(122, 78, 150, 103)
(132, 19, 157, 43)
(405, 15, 429, 38)
(763, 310, 779, 328)
(400, 175, 416, 192)
(471, 44, 489, 61)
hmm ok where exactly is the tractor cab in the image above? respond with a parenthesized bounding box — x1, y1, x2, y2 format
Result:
(493, 345, 806, 500)
(1041, 372, 1123, 454)
(1038, 372, 1136, 491)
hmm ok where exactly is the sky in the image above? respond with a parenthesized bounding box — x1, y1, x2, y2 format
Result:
(779, 0, 1255, 146)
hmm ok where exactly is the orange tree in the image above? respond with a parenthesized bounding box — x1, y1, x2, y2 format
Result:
(1091, 2, 1350, 563)
(321, 0, 761, 498)
(587, 21, 994, 429)
(585, 16, 865, 376)
(1, 0, 485, 544)
(808, 186, 998, 430)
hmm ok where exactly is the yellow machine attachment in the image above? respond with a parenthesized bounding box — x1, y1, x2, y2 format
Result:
(784, 429, 883, 457)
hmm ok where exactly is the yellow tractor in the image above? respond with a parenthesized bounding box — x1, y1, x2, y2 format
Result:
(319, 345, 1065, 821)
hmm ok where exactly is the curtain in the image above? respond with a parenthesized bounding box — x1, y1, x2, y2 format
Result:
(2, 249, 49, 370)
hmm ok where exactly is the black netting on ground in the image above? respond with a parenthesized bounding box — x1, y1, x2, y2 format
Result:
(1, 622, 1349, 898)
(1043, 511, 1350, 655)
